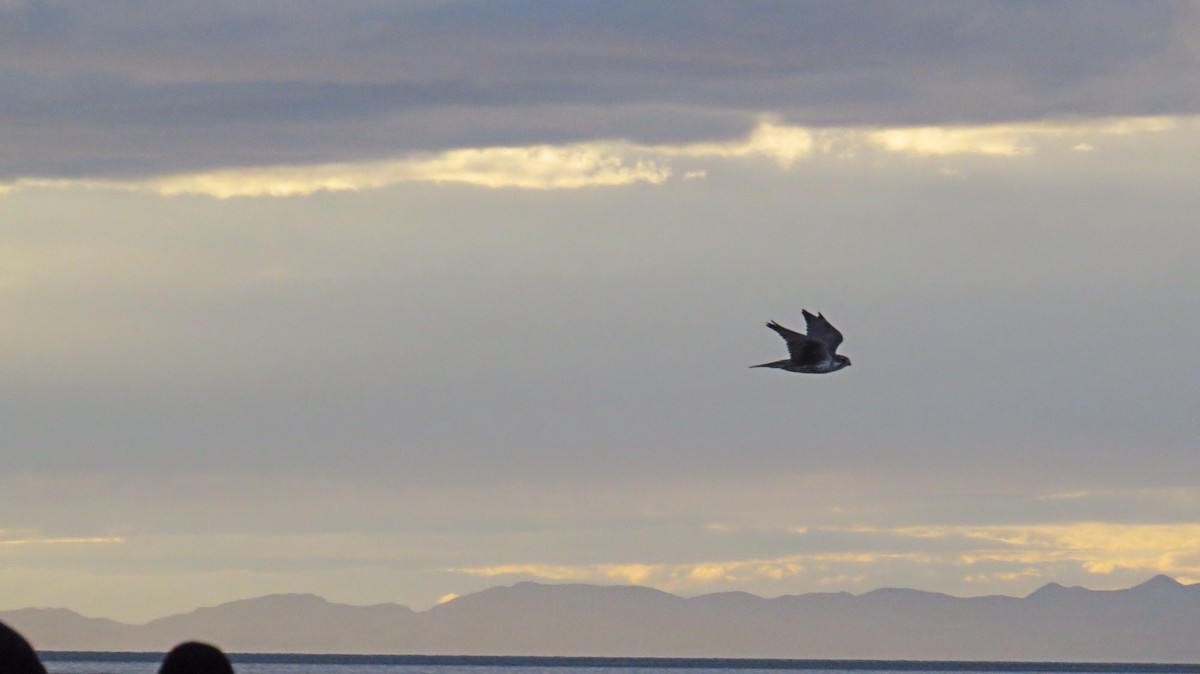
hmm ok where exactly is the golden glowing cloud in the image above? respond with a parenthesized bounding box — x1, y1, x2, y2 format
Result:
(452, 564, 588, 580)
(452, 521, 1200, 596)
(0, 115, 1187, 198)
(865, 116, 1177, 156)
(964, 568, 1043, 584)
(146, 145, 672, 198)
(852, 522, 1200, 579)
(649, 119, 815, 167)
(134, 120, 820, 198)
(454, 552, 919, 590)
(453, 563, 660, 585)
(0, 530, 125, 546)
(868, 126, 1036, 156)
(817, 574, 866, 586)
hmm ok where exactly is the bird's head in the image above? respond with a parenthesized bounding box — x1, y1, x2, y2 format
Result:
(835, 355, 851, 369)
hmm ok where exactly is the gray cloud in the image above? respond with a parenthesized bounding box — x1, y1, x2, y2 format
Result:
(2, 1, 1199, 179)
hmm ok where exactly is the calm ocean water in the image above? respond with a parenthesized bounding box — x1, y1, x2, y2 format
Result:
(36, 655, 1200, 674)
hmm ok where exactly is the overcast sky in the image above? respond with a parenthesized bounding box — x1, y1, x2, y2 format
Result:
(2, 1, 1200, 623)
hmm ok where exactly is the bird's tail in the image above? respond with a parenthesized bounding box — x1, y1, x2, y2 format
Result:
(750, 360, 791, 369)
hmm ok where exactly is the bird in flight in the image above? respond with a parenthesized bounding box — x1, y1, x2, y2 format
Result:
(752, 310, 851, 374)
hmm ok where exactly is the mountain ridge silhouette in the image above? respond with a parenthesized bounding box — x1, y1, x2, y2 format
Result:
(6, 576, 1199, 661)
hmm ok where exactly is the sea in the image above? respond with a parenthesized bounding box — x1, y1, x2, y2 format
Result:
(36, 654, 1200, 674)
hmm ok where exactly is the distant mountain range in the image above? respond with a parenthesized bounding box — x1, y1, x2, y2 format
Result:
(5, 576, 1200, 661)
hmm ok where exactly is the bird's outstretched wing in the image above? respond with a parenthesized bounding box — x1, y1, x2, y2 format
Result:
(766, 320, 831, 366)
(802, 310, 843, 354)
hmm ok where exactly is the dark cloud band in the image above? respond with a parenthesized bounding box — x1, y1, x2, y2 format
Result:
(1, 1, 1198, 179)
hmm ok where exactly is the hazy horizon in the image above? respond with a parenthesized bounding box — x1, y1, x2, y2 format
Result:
(3, 1, 1200, 628)
(10, 575, 1200, 660)
(11, 573, 1189, 622)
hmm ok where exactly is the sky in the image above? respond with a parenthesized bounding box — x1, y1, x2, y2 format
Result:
(2, 0, 1200, 624)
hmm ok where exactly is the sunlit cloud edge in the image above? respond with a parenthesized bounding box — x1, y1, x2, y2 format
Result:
(0, 531, 125, 546)
(0, 115, 1187, 199)
(449, 521, 1200, 593)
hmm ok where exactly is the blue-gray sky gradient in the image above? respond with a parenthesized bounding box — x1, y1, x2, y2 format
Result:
(1, 1, 1199, 622)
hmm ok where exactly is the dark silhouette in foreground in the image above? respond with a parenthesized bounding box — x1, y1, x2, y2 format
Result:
(3, 617, 235, 674)
(159, 641, 235, 674)
(0, 620, 48, 674)
(752, 309, 851, 373)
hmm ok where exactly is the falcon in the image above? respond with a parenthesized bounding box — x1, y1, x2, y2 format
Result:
(752, 310, 851, 374)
